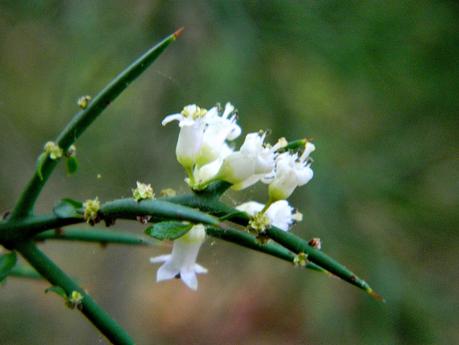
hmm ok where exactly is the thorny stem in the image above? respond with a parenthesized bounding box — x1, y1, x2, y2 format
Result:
(35, 228, 155, 246)
(2, 29, 182, 344)
(9, 30, 180, 219)
(15, 240, 134, 345)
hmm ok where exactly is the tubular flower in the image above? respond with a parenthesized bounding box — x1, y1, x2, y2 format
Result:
(163, 103, 241, 185)
(162, 104, 208, 170)
(150, 224, 207, 290)
(268, 142, 315, 201)
(236, 200, 299, 231)
(218, 132, 276, 190)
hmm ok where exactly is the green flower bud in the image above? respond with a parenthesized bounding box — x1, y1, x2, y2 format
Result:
(293, 252, 308, 267)
(43, 141, 63, 160)
(83, 197, 100, 224)
(77, 95, 91, 109)
(132, 181, 155, 202)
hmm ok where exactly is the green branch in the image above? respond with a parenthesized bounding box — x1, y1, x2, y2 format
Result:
(206, 226, 326, 273)
(15, 240, 134, 344)
(0, 214, 82, 242)
(10, 29, 181, 219)
(100, 198, 220, 226)
(2, 191, 381, 300)
(164, 192, 383, 300)
(0, 198, 220, 243)
(35, 228, 155, 246)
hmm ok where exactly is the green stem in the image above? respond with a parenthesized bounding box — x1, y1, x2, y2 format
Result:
(206, 226, 325, 273)
(15, 240, 134, 345)
(35, 228, 155, 246)
(0, 215, 82, 242)
(164, 194, 383, 300)
(100, 199, 220, 226)
(0, 198, 220, 243)
(10, 29, 181, 219)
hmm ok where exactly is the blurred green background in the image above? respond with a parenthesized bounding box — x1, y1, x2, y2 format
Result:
(1, 1, 458, 344)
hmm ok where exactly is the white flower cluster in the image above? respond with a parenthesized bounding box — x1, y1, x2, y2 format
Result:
(161, 103, 315, 196)
(151, 103, 315, 290)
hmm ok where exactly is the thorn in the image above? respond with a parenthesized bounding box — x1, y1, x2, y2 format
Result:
(2, 210, 10, 220)
(173, 27, 184, 39)
(367, 288, 386, 303)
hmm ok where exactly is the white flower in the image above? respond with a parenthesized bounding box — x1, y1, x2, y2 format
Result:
(162, 103, 241, 177)
(195, 103, 241, 166)
(218, 132, 276, 190)
(268, 142, 315, 201)
(150, 224, 207, 290)
(236, 200, 298, 231)
(192, 143, 233, 185)
(162, 104, 208, 170)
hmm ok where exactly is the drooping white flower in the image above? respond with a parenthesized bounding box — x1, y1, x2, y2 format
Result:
(236, 200, 299, 231)
(162, 104, 208, 170)
(268, 142, 315, 201)
(150, 224, 207, 290)
(218, 132, 276, 190)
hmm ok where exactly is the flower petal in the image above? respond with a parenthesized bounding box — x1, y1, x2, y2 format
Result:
(180, 269, 198, 290)
(149, 254, 171, 264)
(156, 262, 180, 282)
(194, 263, 208, 274)
(161, 114, 183, 126)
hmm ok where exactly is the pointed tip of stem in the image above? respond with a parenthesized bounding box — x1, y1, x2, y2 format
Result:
(173, 27, 185, 39)
(367, 288, 386, 303)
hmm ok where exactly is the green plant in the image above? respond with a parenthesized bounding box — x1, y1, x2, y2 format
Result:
(0, 29, 382, 345)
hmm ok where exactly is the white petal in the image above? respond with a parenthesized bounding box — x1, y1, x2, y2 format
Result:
(222, 102, 234, 118)
(295, 166, 314, 186)
(220, 152, 256, 184)
(156, 262, 180, 282)
(194, 159, 224, 184)
(236, 201, 264, 216)
(232, 174, 263, 190)
(302, 142, 316, 158)
(176, 124, 204, 168)
(266, 200, 294, 231)
(180, 269, 198, 290)
(150, 254, 171, 264)
(227, 123, 241, 140)
(161, 114, 183, 126)
(194, 263, 208, 274)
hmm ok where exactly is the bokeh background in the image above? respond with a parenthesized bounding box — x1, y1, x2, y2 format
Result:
(1, 1, 458, 344)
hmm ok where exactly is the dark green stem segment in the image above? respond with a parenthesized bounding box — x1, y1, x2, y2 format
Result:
(9, 29, 181, 219)
(0, 198, 220, 243)
(35, 228, 154, 246)
(206, 226, 325, 273)
(0, 214, 82, 242)
(100, 199, 220, 226)
(15, 240, 134, 345)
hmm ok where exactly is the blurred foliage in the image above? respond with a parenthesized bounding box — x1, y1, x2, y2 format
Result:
(0, 1, 458, 344)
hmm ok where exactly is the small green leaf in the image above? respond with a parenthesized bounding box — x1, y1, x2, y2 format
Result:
(45, 286, 68, 300)
(53, 198, 83, 218)
(66, 156, 78, 175)
(0, 252, 17, 282)
(36, 152, 48, 181)
(145, 221, 193, 241)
